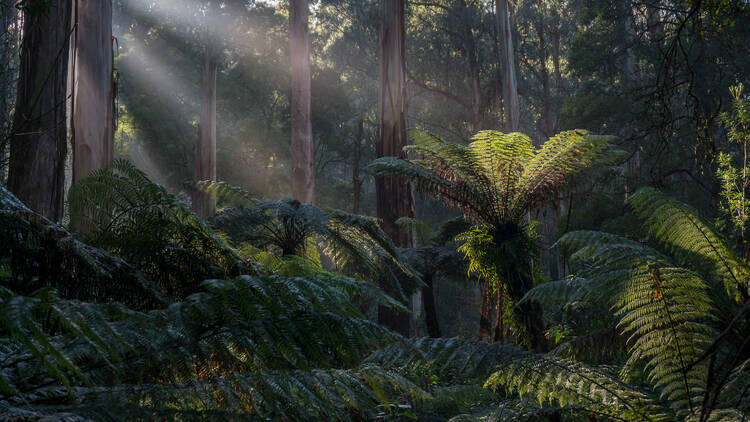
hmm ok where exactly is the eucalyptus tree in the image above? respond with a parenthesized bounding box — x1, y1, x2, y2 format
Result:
(290, 0, 315, 204)
(71, 0, 115, 193)
(7, 0, 72, 221)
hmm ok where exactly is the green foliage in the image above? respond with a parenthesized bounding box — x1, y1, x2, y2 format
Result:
(202, 180, 420, 300)
(496, 188, 750, 420)
(717, 84, 750, 250)
(69, 159, 247, 299)
(371, 129, 616, 347)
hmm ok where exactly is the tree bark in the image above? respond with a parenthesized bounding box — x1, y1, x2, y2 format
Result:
(8, 0, 72, 222)
(289, 0, 314, 204)
(192, 48, 218, 218)
(376, 0, 415, 336)
(352, 117, 363, 214)
(71, 0, 114, 187)
(0, 0, 18, 185)
(535, 14, 555, 138)
(496, 0, 519, 132)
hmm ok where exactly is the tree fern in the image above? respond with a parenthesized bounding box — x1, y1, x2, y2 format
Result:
(68, 159, 247, 299)
(501, 188, 750, 420)
(371, 129, 616, 348)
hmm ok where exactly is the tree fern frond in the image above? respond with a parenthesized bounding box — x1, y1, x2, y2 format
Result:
(484, 353, 673, 421)
(195, 180, 257, 207)
(628, 187, 750, 302)
(514, 131, 616, 220)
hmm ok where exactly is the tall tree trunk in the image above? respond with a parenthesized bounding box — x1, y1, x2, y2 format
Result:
(8, 0, 72, 221)
(469, 55, 482, 132)
(71, 0, 114, 187)
(496, 0, 519, 132)
(289, 0, 314, 204)
(352, 117, 363, 214)
(0, 0, 18, 185)
(535, 16, 555, 138)
(376, 0, 415, 336)
(192, 48, 218, 218)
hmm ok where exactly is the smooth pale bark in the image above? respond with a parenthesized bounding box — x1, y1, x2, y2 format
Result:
(289, 0, 314, 204)
(352, 117, 363, 214)
(377, 0, 415, 337)
(8, 0, 72, 221)
(192, 49, 218, 218)
(71, 0, 114, 187)
(496, 0, 519, 132)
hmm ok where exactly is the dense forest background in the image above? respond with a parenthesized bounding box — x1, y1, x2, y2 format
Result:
(1, 0, 750, 420)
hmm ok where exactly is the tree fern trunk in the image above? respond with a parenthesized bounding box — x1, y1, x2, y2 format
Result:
(290, 0, 314, 204)
(492, 288, 504, 343)
(192, 48, 217, 218)
(376, 0, 415, 336)
(8, 0, 71, 222)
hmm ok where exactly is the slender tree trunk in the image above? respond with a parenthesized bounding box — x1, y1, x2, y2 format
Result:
(535, 16, 555, 138)
(71, 0, 114, 186)
(352, 117, 363, 214)
(422, 272, 441, 338)
(192, 48, 217, 218)
(289, 0, 314, 204)
(8, 0, 72, 221)
(376, 0, 415, 336)
(469, 56, 482, 132)
(496, 0, 519, 132)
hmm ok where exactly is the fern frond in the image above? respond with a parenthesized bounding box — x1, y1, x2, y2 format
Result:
(195, 180, 257, 207)
(484, 353, 674, 421)
(628, 187, 750, 302)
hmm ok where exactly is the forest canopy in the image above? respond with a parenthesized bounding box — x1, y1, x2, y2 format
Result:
(1, 0, 750, 421)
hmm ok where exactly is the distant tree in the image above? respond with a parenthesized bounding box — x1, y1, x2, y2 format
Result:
(496, 0, 519, 131)
(193, 45, 219, 218)
(290, 0, 315, 204)
(377, 0, 416, 336)
(7, 0, 72, 221)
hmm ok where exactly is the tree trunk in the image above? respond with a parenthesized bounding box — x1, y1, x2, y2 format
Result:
(496, 0, 519, 132)
(8, 0, 72, 222)
(192, 48, 217, 218)
(352, 117, 363, 214)
(535, 15, 555, 138)
(492, 287, 504, 343)
(376, 0, 415, 336)
(71, 0, 114, 186)
(0, 0, 18, 185)
(289, 0, 314, 204)
(422, 272, 441, 338)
